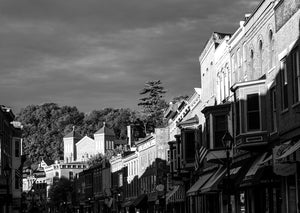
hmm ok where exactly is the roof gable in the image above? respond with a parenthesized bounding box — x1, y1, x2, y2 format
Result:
(76, 135, 94, 146)
(94, 123, 115, 136)
(64, 130, 81, 139)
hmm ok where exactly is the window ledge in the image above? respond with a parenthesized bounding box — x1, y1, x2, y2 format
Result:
(267, 66, 276, 74)
(270, 131, 278, 136)
(280, 109, 289, 115)
(292, 102, 300, 109)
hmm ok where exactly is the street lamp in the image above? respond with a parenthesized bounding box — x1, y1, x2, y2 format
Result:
(3, 164, 11, 213)
(222, 131, 233, 213)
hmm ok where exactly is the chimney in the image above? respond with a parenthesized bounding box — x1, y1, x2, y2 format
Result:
(127, 125, 132, 147)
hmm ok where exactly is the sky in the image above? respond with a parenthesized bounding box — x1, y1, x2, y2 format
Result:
(0, 0, 259, 113)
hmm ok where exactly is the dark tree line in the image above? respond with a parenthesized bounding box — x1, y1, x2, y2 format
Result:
(16, 80, 183, 163)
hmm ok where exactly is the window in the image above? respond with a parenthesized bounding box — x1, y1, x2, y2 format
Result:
(270, 87, 277, 132)
(15, 140, 20, 157)
(291, 49, 300, 103)
(214, 115, 227, 148)
(247, 93, 260, 131)
(281, 59, 288, 110)
(15, 173, 20, 189)
(205, 117, 210, 149)
(69, 171, 74, 180)
(183, 130, 195, 163)
(236, 100, 240, 135)
(118, 173, 123, 187)
(269, 31, 275, 69)
(259, 40, 263, 75)
(250, 50, 254, 75)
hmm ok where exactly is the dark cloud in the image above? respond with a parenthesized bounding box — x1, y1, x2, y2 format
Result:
(0, 0, 259, 113)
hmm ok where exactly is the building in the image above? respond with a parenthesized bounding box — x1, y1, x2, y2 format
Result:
(63, 123, 115, 163)
(0, 106, 22, 213)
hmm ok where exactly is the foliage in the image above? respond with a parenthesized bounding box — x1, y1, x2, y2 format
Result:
(87, 148, 123, 167)
(172, 95, 189, 103)
(17, 103, 140, 163)
(86, 153, 105, 167)
(16, 103, 84, 163)
(138, 80, 168, 133)
(48, 177, 73, 208)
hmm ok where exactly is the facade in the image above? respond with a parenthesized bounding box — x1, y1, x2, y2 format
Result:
(64, 123, 115, 163)
(184, 1, 300, 213)
(0, 106, 22, 213)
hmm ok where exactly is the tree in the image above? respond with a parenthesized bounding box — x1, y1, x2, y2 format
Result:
(16, 103, 84, 163)
(48, 177, 73, 213)
(138, 80, 168, 133)
(172, 94, 189, 103)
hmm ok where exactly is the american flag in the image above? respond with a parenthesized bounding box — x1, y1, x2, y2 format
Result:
(194, 146, 208, 171)
(15, 168, 22, 188)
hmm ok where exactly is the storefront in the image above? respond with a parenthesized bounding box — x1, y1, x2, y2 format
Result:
(273, 140, 300, 213)
(166, 184, 185, 213)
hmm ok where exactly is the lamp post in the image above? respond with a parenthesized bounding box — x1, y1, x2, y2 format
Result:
(222, 131, 233, 213)
(3, 164, 11, 213)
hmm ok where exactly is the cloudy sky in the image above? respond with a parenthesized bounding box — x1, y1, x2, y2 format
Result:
(0, 0, 259, 113)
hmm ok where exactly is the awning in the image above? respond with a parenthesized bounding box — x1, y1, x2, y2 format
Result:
(132, 194, 147, 208)
(186, 171, 214, 196)
(121, 199, 134, 208)
(200, 166, 226, 193)
(241, 153, 268, 186)
(166, 185, 185, 203)
(259, 155, 272, 166)
(245, 153, 267, 178)
(277, 140, 300, 160)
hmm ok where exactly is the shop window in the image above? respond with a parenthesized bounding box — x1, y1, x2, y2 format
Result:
(281, 59, 288, 110)
(247, 93, 260, 131)
(291, 48, 300, 103)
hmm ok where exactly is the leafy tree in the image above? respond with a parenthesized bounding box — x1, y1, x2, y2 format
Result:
(48, 177, 73, 212)
(172, 95, 189, 103)
(16, 103, 84, 162)
(138, 80, 168, 133)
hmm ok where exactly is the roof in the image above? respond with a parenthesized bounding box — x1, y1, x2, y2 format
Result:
(115, 139, 127, 145)
(177, 115, 199, 127)
(42, 159, 54, 166)
(135, 135, 154, 146)
(64, 130, 82, 139)
(94, 123, 115, 136)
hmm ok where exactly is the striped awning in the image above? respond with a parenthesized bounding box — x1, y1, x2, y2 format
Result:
(166, 185, 185, 203)
(277, 140, 300, 160)
(186, 171, 214, 196)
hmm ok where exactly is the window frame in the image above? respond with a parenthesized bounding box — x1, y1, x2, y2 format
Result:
(270, 87, 277, 133)
(246, 93, 261, 132)
(281, 58, 289, 110)
(291, 48, 300, 104)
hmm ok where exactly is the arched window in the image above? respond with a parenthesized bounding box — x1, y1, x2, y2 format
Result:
(259, 40, 263, 75)
(269, 30, 275, 69)
(250, 49, 254, 78)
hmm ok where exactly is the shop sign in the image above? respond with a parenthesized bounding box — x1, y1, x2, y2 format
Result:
(273, 163, 296, 176)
